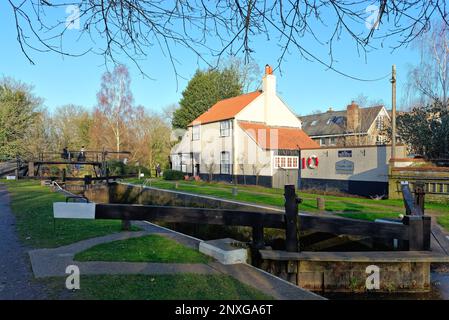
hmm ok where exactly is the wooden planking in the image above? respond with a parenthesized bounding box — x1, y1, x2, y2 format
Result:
(300, 214, 409, 240)
(34, 161, 102, 166)
(430, 220, 449, 256)
(95, 203, 285, 228)
(259, 250, 449, 263)
(284, 185, 299, 252)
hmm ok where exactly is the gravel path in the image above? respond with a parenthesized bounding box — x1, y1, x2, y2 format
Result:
(0, 184, 47, 299)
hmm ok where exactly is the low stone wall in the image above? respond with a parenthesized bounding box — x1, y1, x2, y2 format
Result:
(297, 261, 429, 293)
(85, 182, 280, 213)
(389, 166, 449, 203)
(263, 260, 430, 293)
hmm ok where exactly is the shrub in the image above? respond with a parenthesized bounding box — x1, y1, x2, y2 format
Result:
(107, 160, 152, 176)
(163, 169, 184, 180)
(49, 166, 60, 176)
(107, 160, 126, 176)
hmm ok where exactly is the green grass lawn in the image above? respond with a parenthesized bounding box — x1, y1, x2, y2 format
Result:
(2, 180, 139, 248)
(42, 274, 273, 300)
(125, 177, 448, 225)
(75, 234, 211, 263)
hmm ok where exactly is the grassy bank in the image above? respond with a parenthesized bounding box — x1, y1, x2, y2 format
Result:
(124, 178, 448, 224)
(42, 274, 273, 300)
(75, 234, 211, 263)
(125, 178, 446, 212)
(3, 180, 270, 300)
(3, 180, 134, 248)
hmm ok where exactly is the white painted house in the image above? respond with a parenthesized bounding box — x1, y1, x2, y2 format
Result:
(170, 65, 319, 188)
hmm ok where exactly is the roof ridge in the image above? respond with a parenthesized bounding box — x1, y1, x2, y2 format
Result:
(189, 90, 262, 126)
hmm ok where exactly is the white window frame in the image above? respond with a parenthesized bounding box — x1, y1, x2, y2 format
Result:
(376, 115, 384, 130)
(376, 135, 386, 145)
(192, 125, 200, 141)
(220, 151, 231, 174)
(220, 120, 231, 137)
(320, 138, 326, 146)
(274, 156, 299, 169)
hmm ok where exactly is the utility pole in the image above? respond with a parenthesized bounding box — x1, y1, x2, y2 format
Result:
(296, 145, 302, 190)
(391, 65, 397, 163)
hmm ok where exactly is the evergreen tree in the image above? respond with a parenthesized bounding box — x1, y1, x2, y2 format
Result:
(396, 100, 449, 158)
(172, 67, 242, 129)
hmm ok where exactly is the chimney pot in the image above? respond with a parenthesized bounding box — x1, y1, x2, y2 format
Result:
(265, 64, 273, 75)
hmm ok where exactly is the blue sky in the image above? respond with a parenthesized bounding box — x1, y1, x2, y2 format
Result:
(0, 2, 420, 115)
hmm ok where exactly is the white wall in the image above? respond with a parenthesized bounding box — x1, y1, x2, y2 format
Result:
(236, 95, 301, 128)
(233, 122, 273, 176)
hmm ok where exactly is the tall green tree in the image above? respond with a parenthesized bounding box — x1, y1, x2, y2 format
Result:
(396, 100, 449, 158)
(0, 79, 40, 158)
(172, 67, 242, 129)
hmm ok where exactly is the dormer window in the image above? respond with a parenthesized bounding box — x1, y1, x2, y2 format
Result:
(192, 125, 200, 141)
(220, 120, 231, 137)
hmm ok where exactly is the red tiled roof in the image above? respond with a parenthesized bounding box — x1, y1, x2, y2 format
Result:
(189, 91, 262, 126)
(238, 121, 320, 150)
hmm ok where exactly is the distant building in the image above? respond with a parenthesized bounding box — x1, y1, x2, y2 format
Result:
(299, 102, 391, 147)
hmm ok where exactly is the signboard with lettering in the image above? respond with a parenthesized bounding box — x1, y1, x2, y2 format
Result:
(338, 150, 352, 158)
(335, 159, 354, 174)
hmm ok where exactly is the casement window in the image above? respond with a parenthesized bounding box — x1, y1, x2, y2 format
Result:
(220, 120, 231, 137)
(376, 116, 385, 130)
(220, 151, 231, 174)
(192, 125, 200, 141)
(329, 137, 336, 145)
(376, 135, 386, 145)
(274, 156, 299, 169)
(320, 138, 326, 146)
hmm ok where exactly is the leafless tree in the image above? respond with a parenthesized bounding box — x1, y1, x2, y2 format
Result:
(236, 154, 247, 185)
(6, 1, 449, 80)
(405, 20, 449, 107)
(352, 94, 385, 107)
(201, 150, 216, 182)
(252, 161, 269, 186)
(94, 64, 134, 158)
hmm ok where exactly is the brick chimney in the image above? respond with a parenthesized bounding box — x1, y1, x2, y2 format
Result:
(263, 64, 276, 124)
(346, 101, 360, 132)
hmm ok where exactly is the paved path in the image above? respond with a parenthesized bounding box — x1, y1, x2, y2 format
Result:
(29, 230, 217, 278)
(0, 184, 47, 299)
(135, 221, 324, 300)
(28, 218, 323, 300)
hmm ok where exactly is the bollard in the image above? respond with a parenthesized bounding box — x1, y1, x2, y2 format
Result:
(121, 220, 131, 231)
(232, 187, 238, 196)
(317, 197, 325, 211)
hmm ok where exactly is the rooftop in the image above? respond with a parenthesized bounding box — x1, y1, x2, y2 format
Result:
(238, 121, 320, 150)
(189, 91, 262, 126)
(299, 105, 385, 136)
